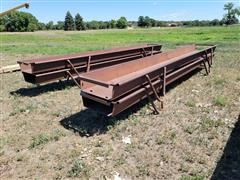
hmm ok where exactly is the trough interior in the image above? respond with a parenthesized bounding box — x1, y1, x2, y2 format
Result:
(80, 45, 197, 97)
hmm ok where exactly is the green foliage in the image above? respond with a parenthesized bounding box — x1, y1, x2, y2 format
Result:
(214, 96, 227, 106)
(37, 22, 46, 30)
(138, 16, 153, 27)
(86, 20, 99, 30)
(110, 19, 116, 28)
(75, 13, 85, 31)
(180, 175, 205, 180)
(29, 133, 50, 149)
(222, 2, 240, 25)
(55, 21, 64, 30)
(46, 21, 54, 30)
(29, 130, 66, 149)
(116, 16, 128, 29)
(1, 11, 38, 32)
(64, 11, 75, 31)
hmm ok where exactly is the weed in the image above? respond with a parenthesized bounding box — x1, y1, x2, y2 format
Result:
(179, 164, 189, 173)
(185, 154, 195, 163)
(52, 129, 66, 141)
(169, 130, 177, 141)
(114, 156, 126, 167)
(214, 79, 226, 86)
(0, 137, 7, 149)
(137, 164, 150, 176)
(186, 99, 196, 107)
(10, 107, 26, 116)
(213, 96, 227, 106)
(67, 159, 90, 178)
(180, 175, 205, 180)
(52, 112, 61, 117)
(199, 118, 224, 132)
(29, 133, 50, 149)
(156, 136, 165, 145)
(185, 125, 196, 134)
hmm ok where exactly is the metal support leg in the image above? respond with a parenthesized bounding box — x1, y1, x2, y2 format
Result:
(162, 67, 166, 96)
(204, 51, 211, 73)
(86, 56, 91, 72)
(210, 48, 213, 66)
(201, 58, 209, 76)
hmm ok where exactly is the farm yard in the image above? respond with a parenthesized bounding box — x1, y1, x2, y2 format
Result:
(0, 26, 240, 179)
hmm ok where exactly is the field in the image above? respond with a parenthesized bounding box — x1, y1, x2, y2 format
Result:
(0, 26, 240, 179)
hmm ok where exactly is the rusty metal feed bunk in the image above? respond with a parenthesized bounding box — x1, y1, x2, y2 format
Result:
(18, 44, 162, 84)
(79, 45, 216, 116)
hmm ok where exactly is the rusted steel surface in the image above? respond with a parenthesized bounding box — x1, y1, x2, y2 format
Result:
(79, 44, 216, 116)
(18, 44, 162, 84)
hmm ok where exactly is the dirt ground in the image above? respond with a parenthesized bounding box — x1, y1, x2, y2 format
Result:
(0, 31, 240, 179)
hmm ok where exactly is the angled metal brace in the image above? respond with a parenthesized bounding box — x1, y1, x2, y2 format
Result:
(145, 74, 163, 114)
(142, 48, 147, 57)
(145, 88, 160, 114)
(66, 71, 81, 89)
(66, 59, 81, 89)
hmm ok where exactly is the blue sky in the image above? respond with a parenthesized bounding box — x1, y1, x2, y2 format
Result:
(1, 0, 239, 23)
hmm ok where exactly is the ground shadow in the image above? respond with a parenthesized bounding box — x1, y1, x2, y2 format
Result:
(211, 114, 240, 180)
(60, 68, 202, 136)
(60, 99, 150, 137)
(10, 80, 75, 97)
(165, 68, 202, 93)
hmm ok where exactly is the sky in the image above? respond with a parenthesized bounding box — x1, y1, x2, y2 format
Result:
(1, 0, 240, 23)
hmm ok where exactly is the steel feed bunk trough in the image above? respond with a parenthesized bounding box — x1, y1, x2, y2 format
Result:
(79, 44, 216, 116)
(18, 44, 162, 85)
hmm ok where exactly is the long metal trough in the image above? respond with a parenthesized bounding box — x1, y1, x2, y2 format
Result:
(18, 44, 162, 84)
(79, 44, 216, 116)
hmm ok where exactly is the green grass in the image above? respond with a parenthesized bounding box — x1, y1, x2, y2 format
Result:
(1, 26, 240, 179)
(1, 26, 239, 56)
(29, 130, 66, 149)
(67, 159, 90, 178)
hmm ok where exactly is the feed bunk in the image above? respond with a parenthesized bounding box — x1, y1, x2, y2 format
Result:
(79, 45, 216, 116)
(18, 44, 162, 85)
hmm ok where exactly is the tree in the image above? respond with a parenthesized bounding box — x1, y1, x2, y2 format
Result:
(116, 17, 128, 29)
(110, 19, 116, 28)
(210, 19, 220, 26)
(64, 11, 74, 31)
(138, 16, 145, 27)
(86, 20, 99, 30)
(3, 11, 38, 32)
(144, 16, 151, 27)
(222, 2, 240, 25)
(150, 18, 157, 27)
(38, 22, 46, 30)
(46, 21, 54, 30)
(75, 13, 85, 30)
(55, 21, 64, 30)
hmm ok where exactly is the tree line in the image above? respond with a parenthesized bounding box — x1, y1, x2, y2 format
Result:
(0, 2, 239, 32)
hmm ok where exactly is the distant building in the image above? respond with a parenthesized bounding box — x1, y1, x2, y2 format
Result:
(168, 23, 178, 27)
